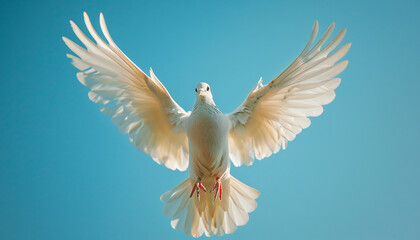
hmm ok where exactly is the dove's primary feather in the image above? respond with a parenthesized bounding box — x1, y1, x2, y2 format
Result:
(63, 12, 190, 171)
(228, 21, 350, 167)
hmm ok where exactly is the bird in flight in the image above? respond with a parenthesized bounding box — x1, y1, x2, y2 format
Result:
(63, 12, 350, 238)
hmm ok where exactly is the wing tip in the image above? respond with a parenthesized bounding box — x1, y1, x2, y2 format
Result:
(69, 20, 78, 30)
(337, 60, 349, 72)
(62, 36, 71, 44)
(313, 21, 319, 33)
(99, 12, 105, 25)
(83, 11, 88, 17)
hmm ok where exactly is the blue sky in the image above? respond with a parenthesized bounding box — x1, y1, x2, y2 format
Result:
(1, 0, 419, 239)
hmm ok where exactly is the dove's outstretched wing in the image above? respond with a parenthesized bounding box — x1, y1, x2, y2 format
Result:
(228, 22, 350, 167)
(63, 13, 190, 171)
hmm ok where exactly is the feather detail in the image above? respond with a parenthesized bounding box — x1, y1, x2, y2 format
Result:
(63, 13, 190, 171)
(228, 22, 350, 166)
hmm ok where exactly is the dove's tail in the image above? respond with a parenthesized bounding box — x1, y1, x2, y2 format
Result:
(160, 176, 260, 238)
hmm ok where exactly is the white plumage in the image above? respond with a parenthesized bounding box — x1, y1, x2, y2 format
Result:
(63, 12, 350, 237)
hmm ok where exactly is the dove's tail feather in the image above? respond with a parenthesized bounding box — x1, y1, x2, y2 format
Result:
(160, 176, 260, 238)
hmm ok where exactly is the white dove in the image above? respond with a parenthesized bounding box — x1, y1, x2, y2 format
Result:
(63, 12, 350, 238)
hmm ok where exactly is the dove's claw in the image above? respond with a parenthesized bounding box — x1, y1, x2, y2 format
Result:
(190, 178, 206, 201)
(210, 177, 222, 201)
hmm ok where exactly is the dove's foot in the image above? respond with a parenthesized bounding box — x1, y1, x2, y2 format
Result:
(210, 177, 222, 201)
(190, 178, 206, 201)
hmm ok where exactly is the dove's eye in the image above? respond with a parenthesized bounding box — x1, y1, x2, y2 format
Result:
(206, 86, 210, 91)
(195, 88, 197, 92)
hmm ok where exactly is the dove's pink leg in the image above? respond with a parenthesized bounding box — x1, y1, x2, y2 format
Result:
(210, 177, 222, 200)
(190, 178, 206, 201)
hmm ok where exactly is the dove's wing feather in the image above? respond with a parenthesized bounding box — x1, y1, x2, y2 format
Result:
(64, 13, 190, 171)
(228, 22, 350, 166)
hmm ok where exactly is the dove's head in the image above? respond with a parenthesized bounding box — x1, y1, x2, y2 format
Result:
(195, 82, 215, 105)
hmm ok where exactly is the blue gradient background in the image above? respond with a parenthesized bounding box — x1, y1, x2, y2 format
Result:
(1, 0, 419, 239)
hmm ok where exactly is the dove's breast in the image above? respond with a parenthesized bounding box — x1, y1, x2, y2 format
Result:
(185, 104, 231, 179)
